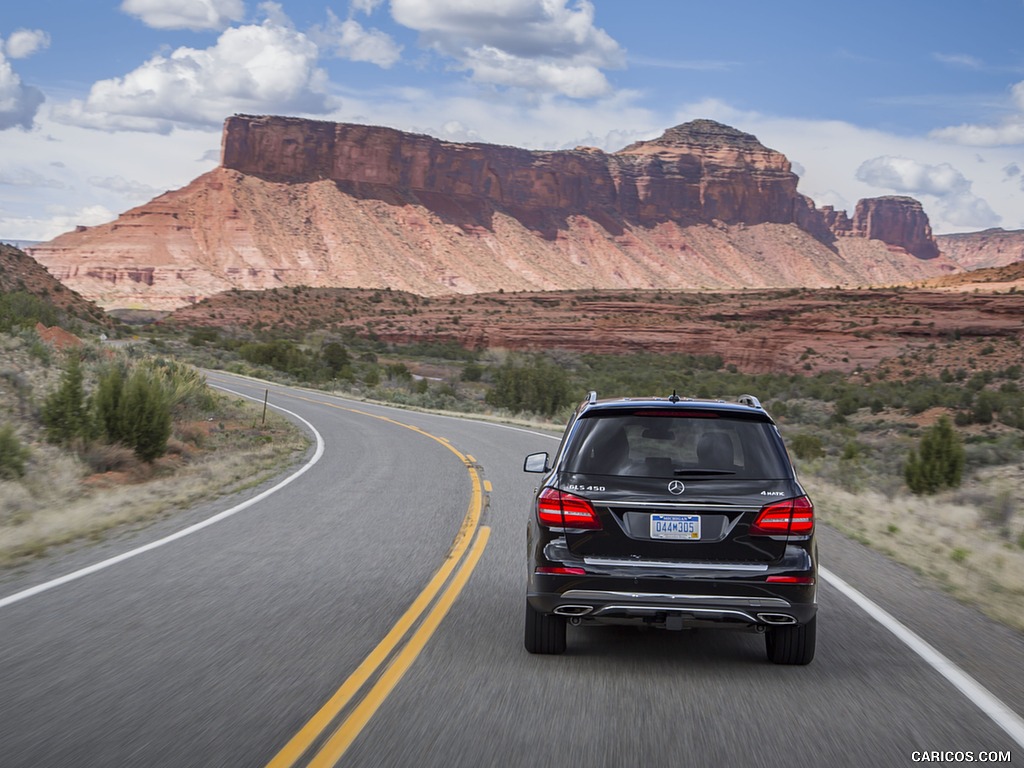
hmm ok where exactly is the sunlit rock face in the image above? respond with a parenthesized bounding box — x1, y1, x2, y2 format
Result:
(29, 115, 954, 311)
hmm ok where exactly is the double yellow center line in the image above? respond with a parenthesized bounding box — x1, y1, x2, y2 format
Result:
(255, 392, 491, 767)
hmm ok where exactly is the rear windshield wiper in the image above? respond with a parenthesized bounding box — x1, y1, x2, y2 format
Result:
(673, 468, 735, 476)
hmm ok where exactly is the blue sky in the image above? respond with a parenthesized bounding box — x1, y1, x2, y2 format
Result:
(2, 0, 1024, 241)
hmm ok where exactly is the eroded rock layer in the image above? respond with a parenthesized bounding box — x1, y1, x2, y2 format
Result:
(31, 115, 956, 310)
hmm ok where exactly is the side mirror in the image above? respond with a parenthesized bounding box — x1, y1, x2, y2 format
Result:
(523, 452, 550, 473)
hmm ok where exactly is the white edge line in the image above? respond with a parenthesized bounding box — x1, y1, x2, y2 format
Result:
(821, 566, 1024, 749)
(0, 385, 325, 610)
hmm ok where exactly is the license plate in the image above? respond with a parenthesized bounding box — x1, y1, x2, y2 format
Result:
(650, 514, 700, 540)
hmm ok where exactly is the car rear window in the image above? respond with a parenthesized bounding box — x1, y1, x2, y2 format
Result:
(564, 411, 789, 479)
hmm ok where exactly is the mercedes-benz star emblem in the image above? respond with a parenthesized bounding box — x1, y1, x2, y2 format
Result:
(667, 480, 685, 495)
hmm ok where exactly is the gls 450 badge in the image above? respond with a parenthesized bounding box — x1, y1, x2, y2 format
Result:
(565, 484, 606, 492)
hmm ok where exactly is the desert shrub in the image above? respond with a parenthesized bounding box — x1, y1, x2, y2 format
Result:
(981, 490, 1016, 537)
(320, 342, 351, 377)
(384, 363, 412, 382)
(92, 363, 126, 441)
(486, 355, 572, 417)
(80, 441, 138, 474)
(118, 368, 172, 462)
(788, 433, 824, 460)
(461, 362, 484, 382)
(0, 424, 30, 479)
(969, 391, 996, 425)
(904, 416, 965, 495)
(963, 434, 1024, 468)
(0, 290, 59, 332)
(187, 328, 219, 347)
(141, 358, 216, 416)
(41, 352, 90, 445)
(238, 339, 314, 379)
(90, 361, 173, 462)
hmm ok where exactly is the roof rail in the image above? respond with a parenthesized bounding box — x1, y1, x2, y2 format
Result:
(737, 394, 763, 409)
(587, 390, 598, 404)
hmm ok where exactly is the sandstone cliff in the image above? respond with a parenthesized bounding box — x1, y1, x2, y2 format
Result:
(823, 196, 940, 260)
(30, 115, 957, 310)
(223, 116, 832, 237)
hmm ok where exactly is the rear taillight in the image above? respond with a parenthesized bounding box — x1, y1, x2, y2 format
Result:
(766, 575, 815, 585)
(537, 487, 602, 530)
(750, 496, 814, 536)
(536, 566, 587, 575)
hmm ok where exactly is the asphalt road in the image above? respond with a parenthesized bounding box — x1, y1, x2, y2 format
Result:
(1, 372, 1022, 767)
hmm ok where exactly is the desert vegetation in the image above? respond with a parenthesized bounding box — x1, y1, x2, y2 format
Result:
(3, 272, 1022, 631)
(0, 305, 308, 567)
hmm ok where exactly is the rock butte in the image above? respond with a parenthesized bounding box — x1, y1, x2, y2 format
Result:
(28, 115, 1007, 311)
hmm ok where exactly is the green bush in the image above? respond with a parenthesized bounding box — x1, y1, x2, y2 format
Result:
(788, 433, 824, 460)
(93, 364, 126, 442)
(141, 358, 215, 416)
(905, 416, 965, 495)
(118, 368, 172, 462)
(0, 290, 59, 332)
(321, 342, 351, 377)
(486, 355, 572, 417)
(90, 360, 175, 462)
(0, 424, 30, 479)
(41, 353, 90, 445)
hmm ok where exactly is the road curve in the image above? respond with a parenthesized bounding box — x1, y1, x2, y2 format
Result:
(1, 371, 1022, 768)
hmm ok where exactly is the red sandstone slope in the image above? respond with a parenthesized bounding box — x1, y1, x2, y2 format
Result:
(30, 116, 960, 311)
(935, 228, 1024, 271)
(0, 243, 110, 325)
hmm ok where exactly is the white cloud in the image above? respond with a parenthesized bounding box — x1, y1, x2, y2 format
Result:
(389, 0, 623, 98)
(928, 80, 1024, 147)
(351, 0, 387, 14)
(0, 50, 45, 130)
(53, 17, 332, 133)
(629, 55, 737, 72)
(88, 175, 163, 200)
(5, 29, 51, 59)
(120, 0, 245, 31)
(932, 53, 984, 70)
(312, 11, 402, 68)
(0, 166, 64, 189)
(0, 112, 220, 241)
(461, 45, 610, 98)
(0, 205, 116, 242)
(856, 156, 970, 197)
(930, 121, 1024, 146)
(856, 155, 1000, 228)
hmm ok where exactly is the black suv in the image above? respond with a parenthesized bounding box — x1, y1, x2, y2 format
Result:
(523, 392, 817, 664)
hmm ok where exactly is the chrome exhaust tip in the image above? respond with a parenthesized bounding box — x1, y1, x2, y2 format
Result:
(554, 605, 594, 617)
(756, 613, 797, 625)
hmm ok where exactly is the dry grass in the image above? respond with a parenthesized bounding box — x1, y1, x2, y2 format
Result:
(806, 468, 1024, 632)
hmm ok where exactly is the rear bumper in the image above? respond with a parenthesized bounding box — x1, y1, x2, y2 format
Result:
(527, 529, 818, 629)
(528, 586, 816, 627)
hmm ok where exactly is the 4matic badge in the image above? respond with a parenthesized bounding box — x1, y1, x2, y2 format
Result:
(667, 480, 685, 495)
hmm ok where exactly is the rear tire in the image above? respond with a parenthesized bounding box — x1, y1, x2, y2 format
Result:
(524, 600, 566, 654)
(765, 615, 816, 665)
